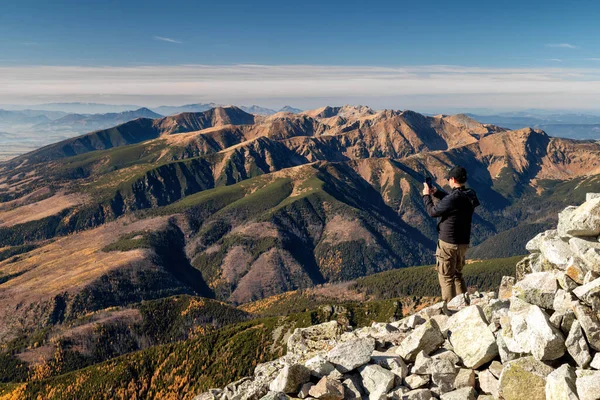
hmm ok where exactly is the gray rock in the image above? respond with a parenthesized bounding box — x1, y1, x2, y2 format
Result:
(498, 357, 554, 400)
(308, 376, 345, 400)
(305, 355, 336, 378)
(447, 306, 498, 368)
(573, 304, 600, 351)
(341, 376, 363, 399)
(287, 321, 344, 361)
(431, 348, 461, 366)
(553, 289, 579, 314)
(404, 374, 430, 390)
(326, 337, 375, 373)
(525, 305, 566, 361)
(193, 389, 222, 400)
(478, 370, 499, 399)
(573, 277, 600, 312)
(359, 364, 395, 397)
(496, 330, 523, 364)
(453, 369, 475, 389)
(498, 276, 516, 300)
(488, 361, 503, 379)
(269, 364, 311, 393)
(371, 349, 408, 379)
(570, 237, 600, 273)
(447, 294, 469, 312)
(298, 382, 314, 399)
(512, 272, 558, 309)
(387, 385, 410, 399)
(432, 370, 459, 394)
(556, 271, 580, 292)
(402, 389, 433, 400)
(575, 370, 600, 400)
(584, 270, 600, 285)
(440, 387, 476, 400)
(560, 197, 600, 237)
(565, 320, 592, 368)
(396, 319, 444, 361)
(545, 364, 578, 400)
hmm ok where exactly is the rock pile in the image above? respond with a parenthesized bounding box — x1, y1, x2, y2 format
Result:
(195, 194, 600, 400)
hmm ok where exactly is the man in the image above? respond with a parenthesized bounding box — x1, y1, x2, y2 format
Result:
(422, 165, 480, 312)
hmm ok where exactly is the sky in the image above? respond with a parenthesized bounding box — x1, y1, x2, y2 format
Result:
(1, 0, 600, 112)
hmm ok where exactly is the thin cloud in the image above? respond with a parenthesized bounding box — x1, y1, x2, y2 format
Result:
(153, 36, 182, 44)
(3, 64, 600, 109)
(546, 59, 563, 62)
(545, 43, 579, 49)
(585, 58, 600, 61)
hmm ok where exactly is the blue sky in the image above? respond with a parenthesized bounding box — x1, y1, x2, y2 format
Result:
(1, 0, 600, 111)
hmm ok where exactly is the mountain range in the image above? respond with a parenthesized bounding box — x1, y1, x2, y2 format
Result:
(1, 105, 600, 395)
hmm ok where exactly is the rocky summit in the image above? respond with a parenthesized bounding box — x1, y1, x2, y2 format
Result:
(196, 194, 600, 400)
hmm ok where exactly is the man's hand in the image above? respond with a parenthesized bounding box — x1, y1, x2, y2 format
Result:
(422, 183, 437, 196)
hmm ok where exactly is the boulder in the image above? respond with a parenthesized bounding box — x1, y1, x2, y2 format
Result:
(488, 361, 503, 378)
(498, 357, 554, 400)
(553, 289, 579, 314)
(573, 277, 600, 312)
(287, 321, 344, 360)
(498, 276, 516, 300)
(556, 272, 579, 292)
(440, 387, 476, 400)
(326, 337, 375, 373)
(591, 352, 600, 370)
(260, 392, 290, 400)
(559, 197, 600, 237)
(387, 385, 410, 399)
(305, 355, 335, 378)
(584, 271, 600, 285)
(545, 364, 578, 400)
(396, 319, 444, 361)
(298, 382, 314, 399)
(557, 206, 579, 238)
(370, 349, 408, 379)
(447, 294, 469, 312)
(446, 306, 498, 368)
(431, 348, 461, 366)
(569, 237, 600, 273)
(538, 231, 572, 269)
(405, 374, 430, 390)
(512, 272, 558, 310)
(359, 364, 395, 397)
(525, 305, 566, 361)
(453, 369, 476, 389)
(496, 329, 524, 364)
(269, 364, 311, 393)
(573, 304, 600, 351)
(575, 370, 600, 400)
(341, 376, 363, 399)
(478, 370, 499, 399)
(308, 376, 345, 400)
(565, 320, 592, 368)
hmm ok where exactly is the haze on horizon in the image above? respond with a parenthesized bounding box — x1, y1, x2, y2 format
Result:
(1, 0, 600, 113)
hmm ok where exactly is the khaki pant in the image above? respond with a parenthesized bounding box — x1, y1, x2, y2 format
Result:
(435, 239, 469, 302)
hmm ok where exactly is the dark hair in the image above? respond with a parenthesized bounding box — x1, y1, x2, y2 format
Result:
(446, 166, 467, 184)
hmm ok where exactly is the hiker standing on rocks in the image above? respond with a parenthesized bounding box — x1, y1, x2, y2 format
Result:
(422, 166, 480, 313)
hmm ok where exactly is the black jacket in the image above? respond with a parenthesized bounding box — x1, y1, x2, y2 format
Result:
(422, 186, 480, 245)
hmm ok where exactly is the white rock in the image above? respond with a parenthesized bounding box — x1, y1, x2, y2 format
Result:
(305, 355, 335, 378)
(387, 385, 410, 399)
(447, 294, 469, 312)
(591, 352, 600, 370)
(557, 206, 579, 239)
(359, 364, 395, 398)
(575, 370, 600, 400)
(396, 319, 444, 361)
(512, 272, 558, 309)
(538, 230, 572, 269)
(573, 277, 600, 312)
(371, 349, 409, 380)
(545, 364, 578, 400)
(478, 370, 499, 399)
(287, 321, 344, 360)
(587, 193, 600, 201)
(404, 374, 430, 390)
(565, 320, 592, 367)
(453, 369, 475, 389)
(553, 289, 579, 314)
(525, 305, 566, 361)
(439, 387, 476, 400)
(447, 306, 498, 368)
(560, 197, 600, 237)
(326, 337, 375, 373)
(569, 237, 600, 273)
